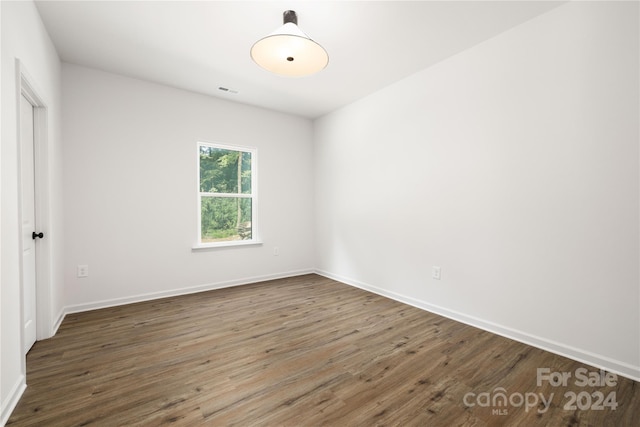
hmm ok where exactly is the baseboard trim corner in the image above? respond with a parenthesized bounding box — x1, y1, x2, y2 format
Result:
(52, 307, 66, 336)
(1, 375, 26, 427)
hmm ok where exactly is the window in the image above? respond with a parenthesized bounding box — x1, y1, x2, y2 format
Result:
(197, 142, 257, 247)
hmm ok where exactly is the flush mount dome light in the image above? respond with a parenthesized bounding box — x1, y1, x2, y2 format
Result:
(251, 10, 329, 77)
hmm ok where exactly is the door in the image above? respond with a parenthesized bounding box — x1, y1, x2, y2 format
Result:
(20, 93, 37, 353)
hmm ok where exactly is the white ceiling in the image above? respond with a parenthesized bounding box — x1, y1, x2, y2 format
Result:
(35, 1, 564, 119)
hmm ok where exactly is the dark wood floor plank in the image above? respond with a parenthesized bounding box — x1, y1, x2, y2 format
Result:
(7, 274, 639, 426)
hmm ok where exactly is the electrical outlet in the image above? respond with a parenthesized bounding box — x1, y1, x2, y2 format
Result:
(432, 266, 441, 280)
(77, 265, 89, 278)
(273, 247, 279, 256)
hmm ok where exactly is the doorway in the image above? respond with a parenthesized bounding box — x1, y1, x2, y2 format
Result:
(20, 93, 38, 353)
(17, 60, 52, 356)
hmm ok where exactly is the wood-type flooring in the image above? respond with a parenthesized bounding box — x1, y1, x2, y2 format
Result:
(7, 274, 639, 426)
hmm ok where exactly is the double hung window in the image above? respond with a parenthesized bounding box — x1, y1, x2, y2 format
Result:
(197, 142, 257, 246)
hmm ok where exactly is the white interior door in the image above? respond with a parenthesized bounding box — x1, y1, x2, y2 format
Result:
(20, 93, 37, 353)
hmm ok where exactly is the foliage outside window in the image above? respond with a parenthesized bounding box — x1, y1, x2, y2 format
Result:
(198, 142, 256, 246)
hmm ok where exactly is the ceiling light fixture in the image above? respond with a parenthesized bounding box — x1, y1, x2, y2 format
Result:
(250, 10, 329, 77)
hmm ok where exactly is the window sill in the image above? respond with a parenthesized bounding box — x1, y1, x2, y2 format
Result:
(192, 240, 263, 251)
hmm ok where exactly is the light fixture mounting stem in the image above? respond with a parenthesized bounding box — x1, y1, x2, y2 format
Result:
(283, 10, 298, 25)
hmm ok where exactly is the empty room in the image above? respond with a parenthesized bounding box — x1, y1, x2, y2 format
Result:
(1, 1, 638, 426)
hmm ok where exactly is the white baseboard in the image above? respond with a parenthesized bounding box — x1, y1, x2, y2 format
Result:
(52, 307, 65, 336)
(315, 269, 640, 383)
(45, 267, 640, 384)
(1, 375, 26, 427)
(60, 269, 315, 318)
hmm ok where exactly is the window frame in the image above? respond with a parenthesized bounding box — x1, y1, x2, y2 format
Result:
(194, 141, 259, 249)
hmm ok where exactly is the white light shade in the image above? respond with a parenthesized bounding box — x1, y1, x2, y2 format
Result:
(251, 19, 329, 77)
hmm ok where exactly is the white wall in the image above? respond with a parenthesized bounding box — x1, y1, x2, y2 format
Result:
(62, 64, 315, 311)
(314, 1, 639, 380)
(1, 1, 63, 424)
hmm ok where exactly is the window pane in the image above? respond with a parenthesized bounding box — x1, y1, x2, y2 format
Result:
(201, 197, 252, 242)
(240, 151, 252, 194)
(199, 146, 252, 194)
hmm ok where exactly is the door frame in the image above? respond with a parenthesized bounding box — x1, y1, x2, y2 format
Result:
(16, 59, 53, 353)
